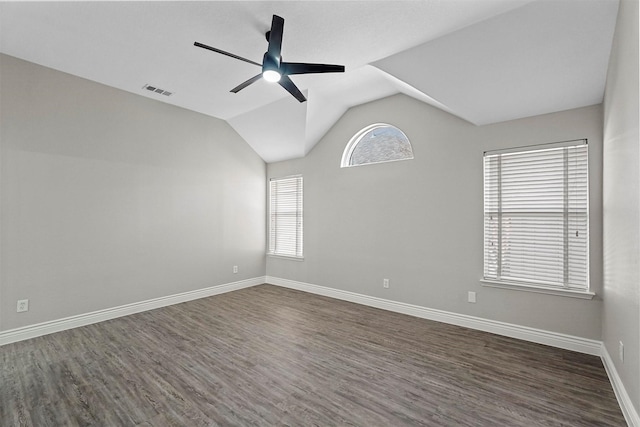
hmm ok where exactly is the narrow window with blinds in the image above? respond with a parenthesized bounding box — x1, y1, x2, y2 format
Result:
(483, 140, 589, 294)
(268, 176, 303, 258)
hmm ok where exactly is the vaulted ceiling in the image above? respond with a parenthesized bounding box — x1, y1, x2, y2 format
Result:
(0, 0, 619, 163)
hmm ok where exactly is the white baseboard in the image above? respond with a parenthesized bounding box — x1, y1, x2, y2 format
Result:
(265, 276, 602, 356)
(601, 344, 640, 427)
(0, 276, 266, 346)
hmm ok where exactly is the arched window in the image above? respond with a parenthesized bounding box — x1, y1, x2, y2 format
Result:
(341, 123, 413, 168)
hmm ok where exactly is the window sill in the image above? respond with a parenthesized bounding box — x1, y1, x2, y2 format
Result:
(480, 279, 595, 300)
(267, 254, 305, 262)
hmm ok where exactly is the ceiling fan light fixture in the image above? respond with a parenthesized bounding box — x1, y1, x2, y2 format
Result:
(262, 69, 281, 83)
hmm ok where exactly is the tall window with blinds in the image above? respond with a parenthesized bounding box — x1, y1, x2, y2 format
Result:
(483, 140, 589, 292)
(268, 176, 303, 258)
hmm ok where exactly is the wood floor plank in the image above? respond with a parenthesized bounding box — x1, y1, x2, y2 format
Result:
(0, 284, 626, 426)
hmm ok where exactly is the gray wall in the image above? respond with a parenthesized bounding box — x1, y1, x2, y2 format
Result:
(267, 95, 604, 340)
(0, 54, 266, 331)
(602, 0, 640, 413)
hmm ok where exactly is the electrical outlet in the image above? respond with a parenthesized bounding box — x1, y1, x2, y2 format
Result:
(233, 265, 238, 274)
(383, 279, 389, 289)
(468, 291, 476, 303)
(619, 341, 624, 362)
(17, 299, 29, 313)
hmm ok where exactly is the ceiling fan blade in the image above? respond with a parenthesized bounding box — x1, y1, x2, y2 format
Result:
(194, 42, 262, 67)
(279, 75, 306, 103)
(266, 15, 284, 66)
(281, 62, 345, 75)
(230, 74, 263, 93)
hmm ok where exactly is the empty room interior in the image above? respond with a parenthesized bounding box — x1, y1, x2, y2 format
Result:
(0, 0, 639, 426)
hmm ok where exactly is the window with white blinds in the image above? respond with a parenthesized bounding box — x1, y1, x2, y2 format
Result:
(268, 176, 303, 258)
(483, 140, 589, 292)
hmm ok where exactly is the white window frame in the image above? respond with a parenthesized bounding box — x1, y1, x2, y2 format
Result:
(481, 140, 594, 299)
(268, 175, 303, 259)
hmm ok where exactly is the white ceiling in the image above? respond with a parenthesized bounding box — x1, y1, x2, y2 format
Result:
(0, 0, 619, 163)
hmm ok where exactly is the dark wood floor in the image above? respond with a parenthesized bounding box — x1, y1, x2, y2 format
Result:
(1, 284, 625, 426)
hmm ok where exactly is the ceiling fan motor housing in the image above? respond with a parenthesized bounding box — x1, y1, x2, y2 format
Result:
(262, 52, 280, 74)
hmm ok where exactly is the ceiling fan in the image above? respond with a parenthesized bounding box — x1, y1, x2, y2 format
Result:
(194, 14, 345, 103)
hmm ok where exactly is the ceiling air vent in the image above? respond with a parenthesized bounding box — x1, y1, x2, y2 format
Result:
(142, 84, 173, 97)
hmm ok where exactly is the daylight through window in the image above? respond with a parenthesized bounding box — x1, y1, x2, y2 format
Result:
(341, 124, 413, 167)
